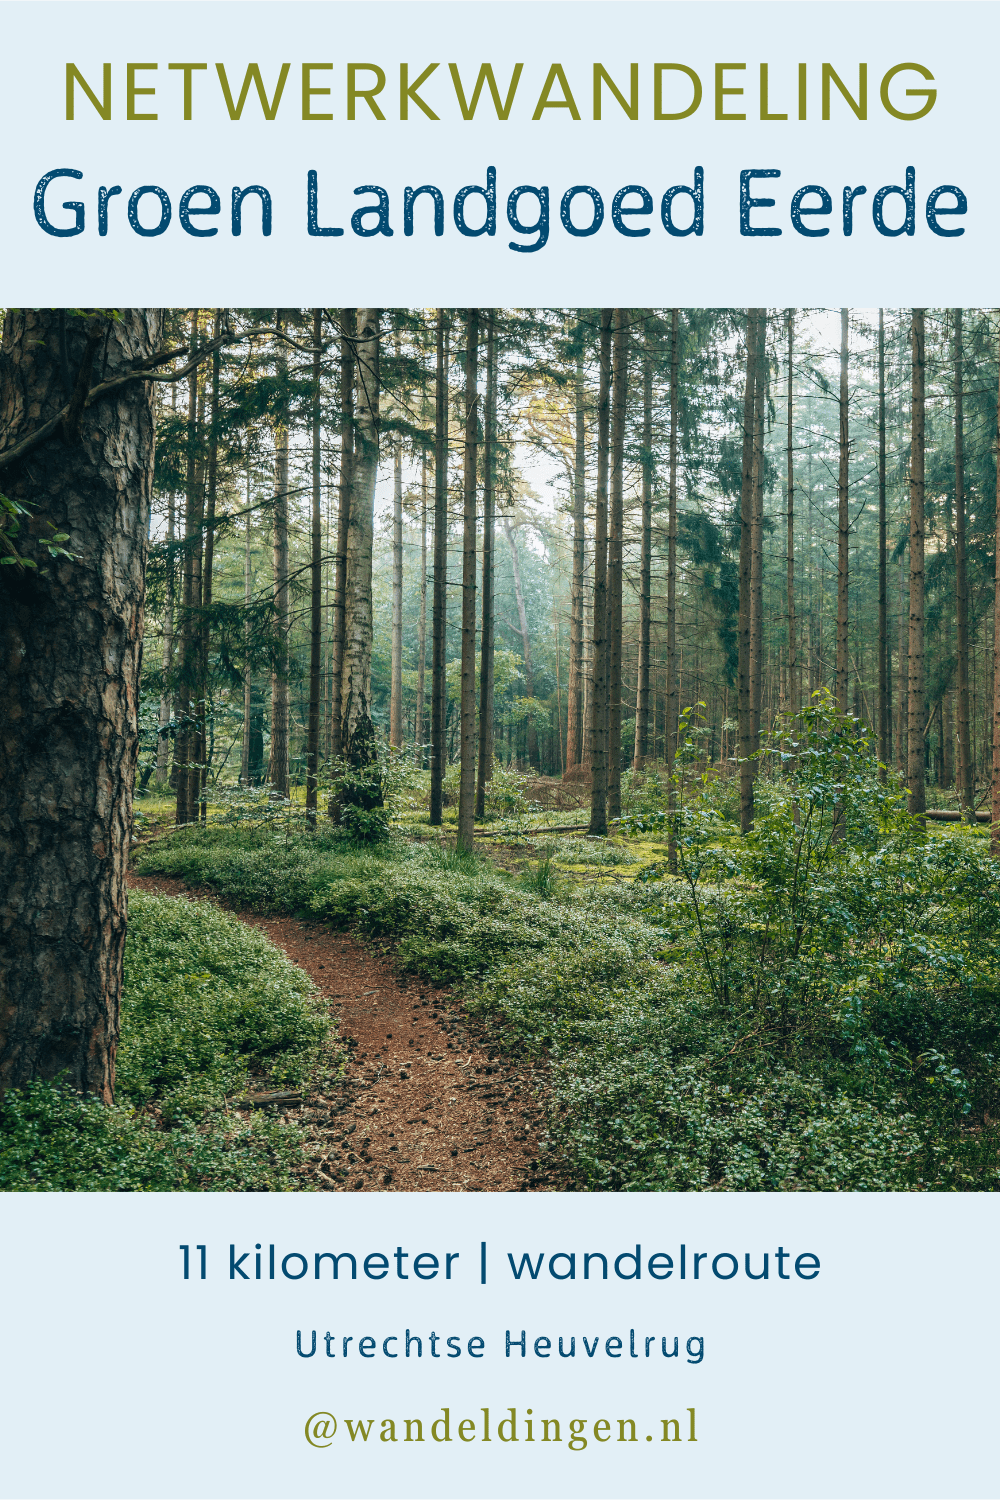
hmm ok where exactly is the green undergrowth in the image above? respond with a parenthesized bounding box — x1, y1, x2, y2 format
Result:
(0, 891, 341, 1191)
(132, 717, 1000, 1192)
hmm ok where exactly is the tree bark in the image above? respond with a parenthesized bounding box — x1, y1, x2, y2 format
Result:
(749, 310, 767, 755)
(836, 307, 850, 715)
(197, 318, 221, 823)
(415, 443, 428, 762)
(329, 308, 354, 767)
(992, 310, 1000, 855)
(306, 307, 323, 824)
(241, 455, 253, 785)
(738, 309, 760, 833)
(877, 309, 888, 776)
(476, 311, 497, 816)
(269, 311, 290, 799)
(634, 328, 653, 770)
(157, 383, 177, 783)
(907, 309, 926, 824)
(954, 307, 974, 824)
(566, 332, 587, 772)
(389, 337, 404, 750)
(175, 311, 203, 826)
(588, 310, 613, 836)
(786, 309, 796, 721)
(340, 308, 381, 770)
(457, 309, 480, 853)
(607, 308, 627, 818)
(430, 311, 448, 825)
(0, 307, 162, 1101)
(666, 308, 679, 778)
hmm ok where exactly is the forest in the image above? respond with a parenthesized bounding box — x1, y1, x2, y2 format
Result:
(2, 304, 1000, 1193)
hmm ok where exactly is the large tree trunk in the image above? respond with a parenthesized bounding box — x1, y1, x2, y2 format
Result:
(340, 308, 381, 771)
(269, 312, 290, 799)
(607, 308, 627, 818)
(241, 457, 253, 785)
(566, 334, 587, 773)
(476, 311, 497, 816)
(954, 308, 974, 825)
(430, 311, 448, 824)
(306, 308, 323, 824)
(157, 383, 177, 784)
(666, 308, 679, 779)
(836, 307, 850, 715)
(992, 311, 1000, 855)
(457, 309, 480, 853)
(329, 309, 355, 767)
(0, 307, 162, 1101)
(907, 309, 926, 825)
(633, 329, 653, 770)
(588, 310, 613, 836)
(877, 309, 888, 776)
(738, 309, 760, 833)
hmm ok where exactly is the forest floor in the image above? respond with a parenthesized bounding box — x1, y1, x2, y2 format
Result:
(128, 871, 553, 1194)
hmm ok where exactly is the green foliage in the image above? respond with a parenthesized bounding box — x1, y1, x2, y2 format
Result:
(0, 891, 340, 1191)
(134, 717, 1000, 1192)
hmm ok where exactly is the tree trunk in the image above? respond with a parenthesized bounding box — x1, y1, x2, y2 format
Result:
(954, 307, 974, 824)
(157, 383, 177, 783)
(877, 309, 888, 776)
(241, 456, 253, 785)
(907, 309, 926, 824)
(993, 310, 1000, 855)
(897, 555, 908, 777)
(0, 307, 162, 1101)
(415, 443, 428, 762)
(666, 308, 680, 874)
(588, 309, 613, 836)
(457, 309, 480, 853)
(566, 333, 587, 772)
(430, 311, 448, 824)
(836, 307, 850, 715)
(340, 308, 381, 771)
(389, 353, 404, 750)
(306, 308, 323, 823)
(476, 311, 497, 815)
(175, 311, 202, 826)
(269, 311, 290, 798)
(634, 329, 653, 770)
(786, 309, 797, 721)
(738, 309, 760, 833)
(607, 308, 627, 818)
(329, 308, 354, 767)
(197, 318, 221, 823)
(749, 310, 766, 755)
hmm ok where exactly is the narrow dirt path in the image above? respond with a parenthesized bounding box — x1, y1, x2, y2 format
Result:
(128, 873, 551, 1193)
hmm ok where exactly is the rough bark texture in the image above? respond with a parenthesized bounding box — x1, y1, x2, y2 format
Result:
(607, 308, 626, 819)
(174, 313, 202, 825)
(0, 307, 162, 1101)
(329, 309, 354, 766)
(992, 312, 1000, 856)
(907, 310, 926, 824)
(389, 333, 404, 751)
(738, 310, 760, 833)
(476, 312, 496, 817)
(877, 310, 888, 776)
(588, 310, 612, 836)
(566, 337, 587, 773)
(415, 445, 428, 762)
(457, 309, 480, 853)
(666, 308, 679, 777)
(633, 332, 653, 770)
(340, 308, 381, 767)
(836, 307, 850, 715)
(749, 311, 766, 755)
(785, 309, 796, 720)
(156, 384, 177, 783)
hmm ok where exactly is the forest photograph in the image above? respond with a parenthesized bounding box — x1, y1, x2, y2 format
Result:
(2, 304, 1000, 1195)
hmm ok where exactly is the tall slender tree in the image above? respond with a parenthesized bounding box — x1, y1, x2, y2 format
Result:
(634, 325, 653, 770)
(607, 308, 627, 819)
(389, 335, 405, 750)
(836, 307, 850, 715)
(786, 309, 796, 720)
(588, 309, 613, 836)
(329, 308, 354, 765)
(877, 309, 888, 774)
(738, 308, 760, 833)
(269, 311, 290, 798)
(907, 309, 926, 824)
(457, 310, 480, 852)
(429, 310, 448, 825)
(566, 327, 587, 773)
(476, 311, 497, 816)
(340, 308, 381, 772)
(306, 308, 323, 824)
(953, 308, 974, 824)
